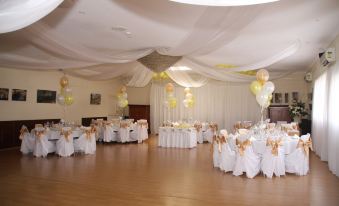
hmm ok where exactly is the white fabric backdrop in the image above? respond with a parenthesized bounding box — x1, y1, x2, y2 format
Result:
(150, 82, 261, 134)
(312, 64, 339, 176)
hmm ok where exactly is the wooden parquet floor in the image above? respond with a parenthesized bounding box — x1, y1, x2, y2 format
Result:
(0, 135, 338, 206)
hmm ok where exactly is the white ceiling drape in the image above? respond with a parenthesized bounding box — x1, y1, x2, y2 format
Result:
(0, 0, 64, 33)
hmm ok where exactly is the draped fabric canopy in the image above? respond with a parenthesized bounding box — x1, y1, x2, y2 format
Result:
(0, 0, 339, 86)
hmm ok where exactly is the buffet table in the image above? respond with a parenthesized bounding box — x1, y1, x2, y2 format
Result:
(158, 127, 197, 148)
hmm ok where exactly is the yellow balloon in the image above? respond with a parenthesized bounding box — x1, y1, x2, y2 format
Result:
(268, 94, 273, 101)
(159, 72, 166, 79)
(256, 69, 269, 85)
(187, 98, 195, 108)
(65, 95, 74, 105)
(250, 81, 262, 95)
(60, 76, 69, 88)
(116, 92, 123, 100)
(184, 87, 191, 94)
(169, 98, 177, 108)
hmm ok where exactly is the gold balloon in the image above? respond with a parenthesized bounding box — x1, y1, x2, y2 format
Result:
(268, 94, 273, 101)
(256, 69, 269, 85)
(187, 98, 195, 108)
(184, 87, 191, 94)
(120, 86, 127, 93)
(64, 95, 74, 105)
(116, 92, 123, 100)
(250, 81, 262, 95)
(165, 83, 174, 93)
(60, 76, 69, 88)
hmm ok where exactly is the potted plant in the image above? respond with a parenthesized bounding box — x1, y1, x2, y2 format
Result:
(289, 101, 308, 123)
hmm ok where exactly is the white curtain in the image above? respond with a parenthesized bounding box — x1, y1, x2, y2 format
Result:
(150, 82, 261, 134)
(166, 70, 209, 87)
(0, 0, 64, 33)
(312, 64, 339, 176)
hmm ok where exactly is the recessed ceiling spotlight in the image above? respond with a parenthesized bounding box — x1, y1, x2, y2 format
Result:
(169, 0, 280, 6)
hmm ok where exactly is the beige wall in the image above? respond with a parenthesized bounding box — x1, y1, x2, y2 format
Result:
(126, 83, 151, 105)
(0, 67, 122, 123)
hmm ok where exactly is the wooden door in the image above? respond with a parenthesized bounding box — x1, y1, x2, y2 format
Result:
(128, 105, 150, 133)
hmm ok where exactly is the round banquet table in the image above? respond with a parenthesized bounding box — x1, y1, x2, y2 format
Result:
(158, 127, 197, 148)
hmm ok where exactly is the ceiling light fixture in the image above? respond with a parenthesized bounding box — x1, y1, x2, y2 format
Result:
(169, 0, 280, 6)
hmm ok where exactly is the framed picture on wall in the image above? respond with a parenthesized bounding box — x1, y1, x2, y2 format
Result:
(37, 90, 56, 103)
(284, 93, 289, 104)
(274, 93, 282, 104)
(0, 88, 9, 100)
(90, 93, 101, 105)
(292, 92, 299, 102)
(12, 89, 27, 101)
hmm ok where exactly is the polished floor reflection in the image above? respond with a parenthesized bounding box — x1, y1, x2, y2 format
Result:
(0, 135, 338, 206)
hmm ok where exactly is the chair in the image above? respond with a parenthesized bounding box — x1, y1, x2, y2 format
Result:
(219, 130, 236, 172)
(19, 125, 35, 154)
(233, 136, 261, 178)
(56, 127, 74, 157)
(103, 121, 114, 142)
(136, 120, 148, 143)
(261, 137, 285, 178)
(194, 123, 203, 144)
(204, 123, 218, 143)
(33, 127, 55, 157)
(285, 134, 312, 176)
(119, 121, 130, 143)
(212, 135, 221, 168)
(75, 127, 96, 154)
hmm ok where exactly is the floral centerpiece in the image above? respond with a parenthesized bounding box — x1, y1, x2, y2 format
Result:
(289, 101, 308, 122)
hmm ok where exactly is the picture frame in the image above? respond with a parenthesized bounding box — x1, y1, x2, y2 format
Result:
(292, 92, 299, 102)
(0, 88, 9, 100)
(274, 93, 282, 104)
(37, 90, 56, 103)
(284, 93, 289, 104)
(90, 93, 101, 105)
(12, 89, 27, 101)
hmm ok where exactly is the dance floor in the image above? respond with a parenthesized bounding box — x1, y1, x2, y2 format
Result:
(0, 135, 338, 206)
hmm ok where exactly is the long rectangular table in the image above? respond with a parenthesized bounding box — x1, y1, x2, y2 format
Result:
(158, 127, 197, 148)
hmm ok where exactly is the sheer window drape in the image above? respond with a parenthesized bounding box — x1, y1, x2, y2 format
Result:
(312, 65, 339, 176)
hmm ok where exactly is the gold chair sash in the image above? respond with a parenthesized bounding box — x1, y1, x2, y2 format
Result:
(287, 130, 300, 136)
(297, 138, 313, 156)
(19, 127, 29, 140)
(194, 123, 202, 132)
(209, 123, 218, 134)
(211, 135, 221, 153)
(61, 130, 72, 142)
(120, 122, 129, 128)
(266, 138, 283, 156)
(138, 122, 148, 129)
(236, 139, 251, 156)
(35, 130, 45, 141)
(85, 130, 92, 141)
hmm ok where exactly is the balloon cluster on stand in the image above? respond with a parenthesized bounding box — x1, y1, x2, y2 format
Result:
(183, 87, 195, 108)
(117, 86, 128, 108)
(250, 69, 275, 121)
(57, 75, 74, 106)
(164, 83, 177, 109)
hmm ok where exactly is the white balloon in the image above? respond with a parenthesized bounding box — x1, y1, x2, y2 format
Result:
(122, 92, 128, 99)
(256, 90, 269, 107)
(163, 100, 169, 108)
(57, 94, 65, 105)
(185, 93, 193, 99)
(167, 93, 174, 98)
(183, 99, 189, 108)
(262, 81, 275, 94)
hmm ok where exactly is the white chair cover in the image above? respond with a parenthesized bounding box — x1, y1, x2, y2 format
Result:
(19, 125, 35, 154)
(233, 137, 261, 178)
(213, 136, 221, 168)
(285, 134, 312, 176)
(75, 127, 96, 154)
(33, 128, 55, 157)
(219, 130, 236, 172)
(261, 137, 286, 178)
(103, 122, 114, 142)
(194, 123, 203, 144)
(204, 123, 218, 143)
(119, 122, 130, 143)
(137, 120, 148, 143)
(56, 127, 74, 157)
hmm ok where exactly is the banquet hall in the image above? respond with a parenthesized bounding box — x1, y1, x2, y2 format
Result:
(0, 0, 339, 205)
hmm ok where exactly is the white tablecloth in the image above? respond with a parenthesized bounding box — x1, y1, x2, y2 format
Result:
(158, 127, 197, 148)
(47, 129, 83, 140)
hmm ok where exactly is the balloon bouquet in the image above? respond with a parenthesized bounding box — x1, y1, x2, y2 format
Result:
(183, 87, 195, 108)
(250, 69, 275, 122)
(57, 74, 74, 120)
(116, 86, 128, 118)
(164, 83, 177, 109)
